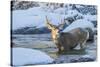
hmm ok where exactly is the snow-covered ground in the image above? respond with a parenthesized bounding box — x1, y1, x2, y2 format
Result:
(12, 7, 65, 30)
(12, 48, 54, 66)
(83, 14, 97, 21)
(63, 19, 94, 32)
(12, 5, 97, 30)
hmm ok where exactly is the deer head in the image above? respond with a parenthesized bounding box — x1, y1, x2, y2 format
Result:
(45, 16, 66, 40)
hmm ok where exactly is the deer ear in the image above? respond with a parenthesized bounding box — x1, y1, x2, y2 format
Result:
(58, 20, 66, 31)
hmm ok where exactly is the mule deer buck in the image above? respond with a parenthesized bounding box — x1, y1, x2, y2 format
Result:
(45, 17, 89, 53)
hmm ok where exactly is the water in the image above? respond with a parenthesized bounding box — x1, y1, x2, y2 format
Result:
(12, 34, 97, 63)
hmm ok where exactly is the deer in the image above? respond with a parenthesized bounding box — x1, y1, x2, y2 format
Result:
(45, 16, 89, 53)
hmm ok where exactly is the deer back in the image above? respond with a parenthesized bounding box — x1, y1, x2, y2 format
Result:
(58, 28, 88, 50)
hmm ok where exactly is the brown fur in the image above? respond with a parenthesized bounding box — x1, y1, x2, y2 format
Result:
(57, 28, 89, 52)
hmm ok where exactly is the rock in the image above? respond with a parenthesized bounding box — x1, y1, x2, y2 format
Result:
(53, 59, 65, 64)
(78, 57, 95, 62)
(70, 57, 95, 63)
(70, 59, 78, 62)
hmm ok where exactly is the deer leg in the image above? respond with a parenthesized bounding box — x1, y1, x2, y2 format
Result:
(63, 45, 70, 51)
(56, 44, 62, 53)
(74, 43, 81, 50)
(80, 40, 86, 49)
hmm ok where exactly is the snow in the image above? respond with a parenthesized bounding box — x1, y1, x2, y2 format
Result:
(67, 9, 83, 17)
(73, 44, 81, 50)
(12, 6, 96, 30)
(83, 14, 97, 21)
(63, 19, 94, 32)
(12, 48, 54, 66)
(12, 6, 82, 30)
(75, 5, 84, 8)
(12, 7, 65, 30)
(54, 7, 67, 14)
(54, 8, 83, 18)
(12, 7, 45, 29)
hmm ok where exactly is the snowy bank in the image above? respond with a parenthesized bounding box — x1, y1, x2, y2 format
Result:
(12, 48, 54, 66)
(12, 6, 97, 30)
(63, 19, 94, 32)
(12, 7, 65, 30)
(83, 14, 97, 21)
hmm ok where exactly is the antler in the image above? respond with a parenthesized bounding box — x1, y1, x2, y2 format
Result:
(45, 16, 49, 23)
(58, 19, 66, 30)
(45, 16, 52, 26)
(45, 16, 55, 29)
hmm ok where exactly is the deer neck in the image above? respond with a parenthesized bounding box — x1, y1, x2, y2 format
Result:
(51, 33, 60, 44)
